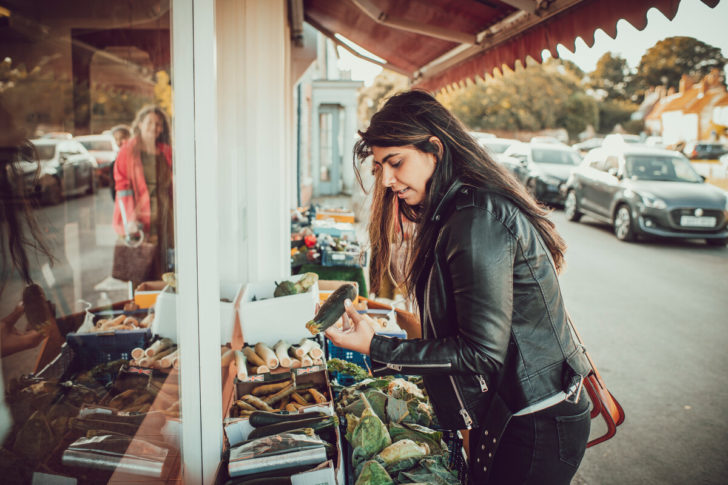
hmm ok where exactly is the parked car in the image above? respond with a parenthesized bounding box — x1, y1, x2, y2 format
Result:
(500, 142, 581, 205)
(75, 133, 119, 186)
(573, 137, 604, 156)
(602, 133, 642, 148)
(563, 145, 728, 245)
(682, 141, 728, 162)
(529, 135, 565, 145)
(23, 138, 98, 204)
(479, 137, 519, 162)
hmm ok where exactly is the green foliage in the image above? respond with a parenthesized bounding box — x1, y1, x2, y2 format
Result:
(597, 99, 639, 133)
(357, 69, 410, 128)
(635, 36, 726, 91)
(589, 53, 633, 100)
(0, 58, 74, 137)
(438, 59, 598, 139)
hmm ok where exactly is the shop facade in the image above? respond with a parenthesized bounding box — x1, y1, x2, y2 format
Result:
(1, 0, 714, 483)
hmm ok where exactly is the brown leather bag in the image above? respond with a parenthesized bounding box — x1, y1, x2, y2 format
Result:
(112, 240, 157, 286)
(566, 310, 626, 447)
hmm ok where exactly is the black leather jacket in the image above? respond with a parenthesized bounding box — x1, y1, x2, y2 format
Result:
(369, 179, 591, 430)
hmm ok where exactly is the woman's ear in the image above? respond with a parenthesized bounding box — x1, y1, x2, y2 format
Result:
(429, 136, 443, 161)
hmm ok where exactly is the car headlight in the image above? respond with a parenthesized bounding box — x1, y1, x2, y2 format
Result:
(639, 192, 667, 210)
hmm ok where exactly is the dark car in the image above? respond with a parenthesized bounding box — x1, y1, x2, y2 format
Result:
(563, 145, 728, 245)
(682, 141, 728, 162)
(20, 139, 98, 205)
(500, 142, 581, 205)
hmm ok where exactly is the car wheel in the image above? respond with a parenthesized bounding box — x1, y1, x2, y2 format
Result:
(86, 173, 97, 195)
(42, 177, 63, 205)
(706, 238, 728, 247)
(613, 205, 636, 242)
(564, 190, 582, 222)
(526, 178, 539, 200)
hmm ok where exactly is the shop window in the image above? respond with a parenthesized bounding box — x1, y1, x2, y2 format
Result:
(1, 1, 184, 482)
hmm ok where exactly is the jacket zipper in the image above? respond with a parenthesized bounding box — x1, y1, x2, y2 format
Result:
(476, 374, 489, 392)
(426, 268, 473, 429)
(373, 362, 452, 373)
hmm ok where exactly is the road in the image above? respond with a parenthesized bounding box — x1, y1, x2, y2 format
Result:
(554, 211, 728, 485)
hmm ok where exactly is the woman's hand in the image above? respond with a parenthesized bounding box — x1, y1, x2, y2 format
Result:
(324, 299, 376, 355)
(1, 302, 45, 357)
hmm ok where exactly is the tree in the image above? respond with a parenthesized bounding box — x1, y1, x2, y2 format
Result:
(589, 53, 632, 101)
(635, 36, 726, 91)
(357, 69, 409, 129)
(437, 59, 599, 139)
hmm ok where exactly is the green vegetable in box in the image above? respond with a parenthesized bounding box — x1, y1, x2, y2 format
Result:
(327, 358, 369, 381)
(376, 439, 429, 469)
(341, 389, 388, 422)
(347, 395, 392, 472)
(355, 460, 394, 485)
(396, 455, 460, 485)
(388, 423, 447, 455)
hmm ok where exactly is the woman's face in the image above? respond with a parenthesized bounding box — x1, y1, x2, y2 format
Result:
(140, 112, 163, 142)
(372, 143, 437, 206)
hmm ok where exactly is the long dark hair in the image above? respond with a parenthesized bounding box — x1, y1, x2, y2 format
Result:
(354, 90, 566, 298)
(0, 105, 54, 293)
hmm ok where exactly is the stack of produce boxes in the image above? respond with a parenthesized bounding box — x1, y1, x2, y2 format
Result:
(222, 272, 345, 484)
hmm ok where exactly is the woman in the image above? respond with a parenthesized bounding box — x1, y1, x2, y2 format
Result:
(113, 105, 174, 280)
(325, 90, 592, 484)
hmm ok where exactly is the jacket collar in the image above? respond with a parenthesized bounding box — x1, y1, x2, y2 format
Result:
(430, 178, 464, 222)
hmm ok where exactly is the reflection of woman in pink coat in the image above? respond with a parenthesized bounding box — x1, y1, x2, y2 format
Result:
(113, 105, 174, 277)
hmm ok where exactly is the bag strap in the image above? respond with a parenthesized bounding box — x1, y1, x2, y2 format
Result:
(564, 308, 606, 387)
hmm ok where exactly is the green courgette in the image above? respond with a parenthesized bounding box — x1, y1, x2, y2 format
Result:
(248, 410, 326, 428)
(305, 283, 357, 335)
(246, 415, 337, 440)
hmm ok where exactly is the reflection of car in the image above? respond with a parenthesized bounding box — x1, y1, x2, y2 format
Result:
(682, 141, 728, 162)
(26, 139, 98, 204)
(563, 145, 728, 245)
(500, 142, 581, 205)
(479, 137, 519, 162)
(75, 134, 119, 186)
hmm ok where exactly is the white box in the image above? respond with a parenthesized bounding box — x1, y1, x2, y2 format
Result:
(220, 282, 244, 346)
(239, 274, 319, 347)
(290, 461, 337, 485)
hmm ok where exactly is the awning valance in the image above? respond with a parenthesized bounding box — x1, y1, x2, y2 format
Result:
(303, 0, 721, 91)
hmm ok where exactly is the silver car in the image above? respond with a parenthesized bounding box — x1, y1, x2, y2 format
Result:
(563, 145, 728, 246)
(23, 139, 98, 204)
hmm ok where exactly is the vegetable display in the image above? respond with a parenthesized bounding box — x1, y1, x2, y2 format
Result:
(335, 376, 460, 484)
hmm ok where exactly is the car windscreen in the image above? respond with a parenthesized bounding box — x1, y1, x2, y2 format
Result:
(625, 155, 702, 182)
(531, 148, 580, 165)
(33, 144, 56, 161)
(80, 140, 114, 151)
(482, 142, 511, 154)
(696, 144, 727, 155)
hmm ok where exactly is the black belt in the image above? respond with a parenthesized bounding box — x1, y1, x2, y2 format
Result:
(469, 394, 512, 484)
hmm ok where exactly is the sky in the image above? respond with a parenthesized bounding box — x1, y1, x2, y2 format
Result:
(337, 0, 728, 85)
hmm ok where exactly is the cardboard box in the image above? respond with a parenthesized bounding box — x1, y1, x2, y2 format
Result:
(238, 274, 319, 346)
(315, 209, 355, 224)
(225, 369, 334, 446)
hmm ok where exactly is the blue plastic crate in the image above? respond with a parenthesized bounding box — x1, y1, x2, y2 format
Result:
(66, 309, 152, 370)
(321, 248, 368, 268)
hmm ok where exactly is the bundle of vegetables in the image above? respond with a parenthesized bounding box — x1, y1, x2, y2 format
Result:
(230, 378, 330, 417)
(327, 358, 369, 381)
(273, 272, 319, 297)
(335, 377, 459, 485)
